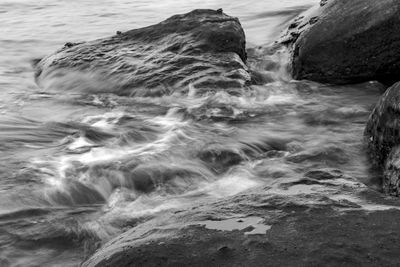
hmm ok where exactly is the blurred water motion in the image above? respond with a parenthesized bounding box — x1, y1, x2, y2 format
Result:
(0, 0, 386, 266)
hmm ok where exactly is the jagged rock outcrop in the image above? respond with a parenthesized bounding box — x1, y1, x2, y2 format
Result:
(365, 82, 400, 195)
(35, 9, 250, 96)
(281, 0, 400, 85)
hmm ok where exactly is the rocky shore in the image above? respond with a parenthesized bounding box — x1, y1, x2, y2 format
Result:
(35, 2, 400, 266)
(283, 0, 400, 199)
(281, 0, 400, 85)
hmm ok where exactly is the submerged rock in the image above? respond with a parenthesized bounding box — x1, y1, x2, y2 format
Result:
(365, 82, 400, 195)
(198, 146, 243, 173)
(282, 0, 400, 85)
(35, 9, 250, 96)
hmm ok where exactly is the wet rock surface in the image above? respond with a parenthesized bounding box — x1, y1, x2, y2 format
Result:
(384, 147, 400, 196)
(35, 9, 250, 96)
(281, 0, 400, 85)
(365, 82, 400, 195)
(83, 182, 400, 267)
(365, 82, 400, 167)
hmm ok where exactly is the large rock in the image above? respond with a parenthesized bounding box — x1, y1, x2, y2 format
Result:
(82, 191, 400, 267)
(35, 9, 250, 96)
(365, 82, 400, 195)
(282, 0, 400, 85)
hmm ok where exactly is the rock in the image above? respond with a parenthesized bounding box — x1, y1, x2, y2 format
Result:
(365, 82, 400, 166)
(35, 9, 250, 96)
(365, 82, 400, 195)
(82, 192, 400, 267)
(319, 0, 328, 7)
(198, 146, 243, 173)
(383, 146, 400, 196)
(281, 0, 400, 85)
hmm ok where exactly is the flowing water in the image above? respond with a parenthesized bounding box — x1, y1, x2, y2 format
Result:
(0, 0, 387, 266)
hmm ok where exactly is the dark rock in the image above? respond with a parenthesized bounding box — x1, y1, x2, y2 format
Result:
(64, 42, 74, 48)
(365, 82, 400, 167)
(35, 9, 250, 96)
(319, 0, 328, 7)
(288, 21, 299, 30)
(64, 42, 82, 48)
(282, 0, 400, 85)
(365, 82, 400, 195)
(198, 146, 243, 173)
(308, 16, 318, 25)
(383, 146, 400, 196)
(123, 163, 205, 193)
(82, 192, 400, 267)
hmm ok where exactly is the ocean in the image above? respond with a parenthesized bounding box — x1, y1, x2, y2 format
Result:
(0, 0, 386, 266)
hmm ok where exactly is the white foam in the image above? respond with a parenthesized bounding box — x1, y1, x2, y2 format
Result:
(68, 136, 95, 150)
(55, 109, 188, 172)
(334, 106, 368, 116)
(146, 107, 187, 129)
(33, 108, 194, 206)
(198, 171, 260, 198)
(330, 194, 400, 211)
(82, 111, 127, 130)
(106, 195, 185, 218)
